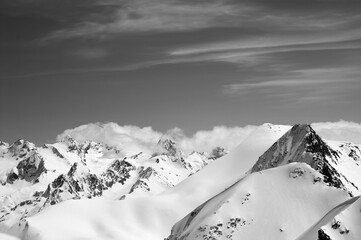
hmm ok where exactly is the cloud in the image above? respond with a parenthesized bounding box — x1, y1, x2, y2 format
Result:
(40, 0, 361, 42)
(167, 36, 361, 70)
(312, 120, 361, 144)
(223, 65, 361, 105)
(56, 122, 257, 156)
(44, 0, 239, 40)
(56, 121, 361, 158)
(177, 125, 257, 154)
(72, 48, 109, 59)
(56, 123, 163, 156)
(170, 31, 361, 57)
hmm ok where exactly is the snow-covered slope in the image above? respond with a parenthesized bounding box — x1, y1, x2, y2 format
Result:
(296, 196, 360, 240)
(165, 123, 290, 203)
(0, 136, 217, 238)
(167, 124, 361, 240)
(167, 163, 356, 240)
(315, 197, 361, 240)
(20, 123, 289, 240)
(2, 123, 360, 240)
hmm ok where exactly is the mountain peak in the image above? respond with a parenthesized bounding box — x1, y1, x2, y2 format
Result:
(157, 137, 184, 159)
(60, 135, 80, 149)
(8, 139, 36, 157)
(251, 123, 342, 188)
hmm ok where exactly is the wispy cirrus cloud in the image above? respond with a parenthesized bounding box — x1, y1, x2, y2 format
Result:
(170, 34, 361, 57)
(43, 0, 241, 40)
(223, 66, 361, 105)
(94, 37, 361, 72)
(40, 0, 361, 42)
(72, 48, 109, 59)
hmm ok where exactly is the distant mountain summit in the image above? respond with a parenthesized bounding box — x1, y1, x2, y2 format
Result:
(157, 136, 184, 159)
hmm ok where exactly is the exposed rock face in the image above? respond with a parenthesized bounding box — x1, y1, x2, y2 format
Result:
(61, 135, 80, 152)
(130, 179, 150, 193)
(318, 229, 332, 240)
(209, 147, 228, 160)
(7, 152, 45, 184)
(340, 142, 361, 162)
(47, 145, 65, 159)
(251, 124, 343, 189)
(43, 162, 104, 205)
(102, 159, 136, 187)
(157, 138, 185, 161)
(8, 139, 35, 158)
(0, 141, 9, 148)
(6, 169, 19, 184)
(82, 141, 102, 154)
(129, 167, 154, 193)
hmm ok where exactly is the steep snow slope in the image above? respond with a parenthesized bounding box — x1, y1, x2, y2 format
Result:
(296, 196, 360, 240)
(167, 163, 354, 240)
(0, 232, 19, 240)
(316, 197, 361, 240)
(164, 123, 290, 203)
(22, 124, 290, 240)
(168, 124, 361, 240)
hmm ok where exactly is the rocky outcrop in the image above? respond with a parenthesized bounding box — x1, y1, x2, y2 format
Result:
(318, 229, 332, 240)
(42, 163, 104, 205)
(157, 138, 185, 161)
(340, 142, 361, 162)
(209, 147, 228, 160)
(7, 152, 45, 184)
(8, 139, 35, 158)
(102, 159, 136, 187)
(43, 145, 65, 159)
(61, 135, 80, 152)
(129, 167, 155, 193)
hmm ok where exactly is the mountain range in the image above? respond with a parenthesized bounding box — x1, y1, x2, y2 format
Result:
(0, 123, 360, 240)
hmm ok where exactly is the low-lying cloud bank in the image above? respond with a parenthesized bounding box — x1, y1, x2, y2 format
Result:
(56, 120, 361, 156)
(56, 123, 257, 155)
(57, 123, 163, 156)
(312, 120, 361, 145)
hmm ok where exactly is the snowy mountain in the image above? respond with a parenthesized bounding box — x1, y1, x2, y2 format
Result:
(168, 163, 359, 240)
(1, 123, 360, 240)
(0, 136, 217, 237)
(251, 124, 361, 195)
(19, 123, 290, 240)
(167, 124, 361, 240)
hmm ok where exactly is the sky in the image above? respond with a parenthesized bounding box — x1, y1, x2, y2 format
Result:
(1, 0, 361, 145)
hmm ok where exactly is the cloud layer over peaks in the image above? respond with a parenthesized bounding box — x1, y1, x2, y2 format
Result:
(56, 123, 163, 156)
(56, 121, 361, 157)
(56, 122, 258, 156)
(312, 120, 361, 144)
